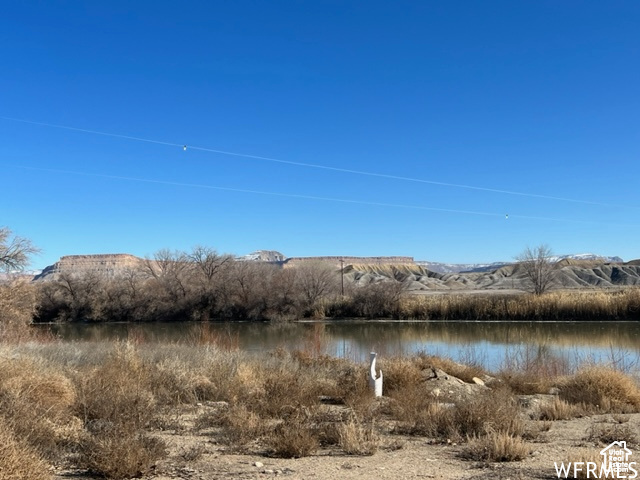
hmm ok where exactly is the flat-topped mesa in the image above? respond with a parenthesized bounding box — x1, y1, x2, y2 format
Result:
(282, 256, 415, 269)
(35, 254, 144, 280)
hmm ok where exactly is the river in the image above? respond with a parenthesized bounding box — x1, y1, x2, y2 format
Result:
(42, 320, 640, 372)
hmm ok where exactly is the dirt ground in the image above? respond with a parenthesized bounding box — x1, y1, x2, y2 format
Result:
(53, 404, 640, 480)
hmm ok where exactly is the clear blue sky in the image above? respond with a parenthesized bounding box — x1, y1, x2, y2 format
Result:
(1, 1, 639, 269)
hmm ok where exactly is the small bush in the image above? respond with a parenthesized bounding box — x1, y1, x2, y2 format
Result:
(562, 449, 616, 479)
(464, 431, 529, 462)
(79, 427, 167, 479)
(453, 388, 523, 439)
(338, 417, 379, 455)
(265, 416, 319, 458)
(539, 397, 585, 421)
(201, 404, 266, 447)
(0, 419, 52, 480)
(587, 422, 638, 446)
(560, 367, 640, 413)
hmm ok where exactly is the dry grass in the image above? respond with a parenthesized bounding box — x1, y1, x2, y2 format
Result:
(561, 449, 617, 479)
(560, 367, 640, 413)
(0, 418, 52, 480)
(539, 397, 586, 421)
(201, 403, 266, 447)
(394, 288, 640, 321)
(338, 416, 380, 455)
(463, 430, 530, 462)
(79, 427, 167, 479)
(3, 338, 640, 474)
(587, 422, 638, 446)
(265, 411, 320, 458)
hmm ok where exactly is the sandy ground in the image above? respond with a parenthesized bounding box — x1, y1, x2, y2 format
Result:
(53, 404, 640, 480)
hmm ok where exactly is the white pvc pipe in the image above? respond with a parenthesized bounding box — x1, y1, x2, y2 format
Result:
(369, 352, 383, 397)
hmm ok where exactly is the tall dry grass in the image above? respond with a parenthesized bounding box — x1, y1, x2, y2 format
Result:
(2, 335, 640, 474)
(559, 366, 640, 413)
(383, 288, 640, 321)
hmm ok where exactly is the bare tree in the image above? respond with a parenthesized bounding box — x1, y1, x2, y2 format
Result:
(0, 227, 40, 272)
(295, 261, 339, 310)
(189, 246, 232, 284)
(515, 244, 557, 295)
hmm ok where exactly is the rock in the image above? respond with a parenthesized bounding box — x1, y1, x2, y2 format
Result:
(254, 461, 264, 468)
(472, 377, 485, 386)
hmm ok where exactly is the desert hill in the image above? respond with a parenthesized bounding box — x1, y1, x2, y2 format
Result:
(32, 252, 640, 292)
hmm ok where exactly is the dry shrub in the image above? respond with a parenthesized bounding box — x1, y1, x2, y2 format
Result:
(74, 342, 156, 428)
(464, 430, 529, 462)
(378, 357, 423, 395)
(453, 388, 523, 439)
(209, 404, 266, 447)
(587, 422, 638, 446)
(0, 279, 39, 343)
(0, 418, 52, 480)
(499, 344, 570, 395)
(79, 426, 166, 479)
(389, 384, 456, 438)
(499, 370, 555, 395)
(388, 381, 522, 440)
(265, 411, 319, 458)
(255, 368, 321, 418)
(0, 356, 79, 458)
(560, 367, 640, 413)
(539, 397, 585, 421)
(335, 364, 375, 415)
(147, 358, 209, 405)
(561, 449, 616, 479)
(338, 417, 379, 455)
(522, 420, 552, 440)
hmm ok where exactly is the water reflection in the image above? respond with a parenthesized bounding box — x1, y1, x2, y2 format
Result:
(42, 320, 640, 371)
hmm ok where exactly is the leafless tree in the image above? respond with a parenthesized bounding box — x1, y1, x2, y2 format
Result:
(143, 249, 191, 299)
(189, 246, 231, 283)
(0, 227, 40, 272)
(515, 244, 557, 295)
(295, 261, 339, 310)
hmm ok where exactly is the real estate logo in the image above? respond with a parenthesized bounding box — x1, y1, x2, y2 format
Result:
(555, 441, 638, 479)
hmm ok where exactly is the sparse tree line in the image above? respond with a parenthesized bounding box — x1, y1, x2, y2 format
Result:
(35, 248, 350, 323)
(2, 227, 639, 326)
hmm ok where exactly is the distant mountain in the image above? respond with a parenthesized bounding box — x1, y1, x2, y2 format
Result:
(236, 250, 286, 263)
(416, 254, 624, 274)
(415, 261, 510, 274)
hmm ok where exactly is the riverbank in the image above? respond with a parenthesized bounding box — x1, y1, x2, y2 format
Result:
(2, 339, 640, 479)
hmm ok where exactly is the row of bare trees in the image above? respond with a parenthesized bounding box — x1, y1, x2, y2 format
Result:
(35, 248, 349, 323)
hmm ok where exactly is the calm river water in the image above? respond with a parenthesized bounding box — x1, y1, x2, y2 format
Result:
(43, 320, 640, 371)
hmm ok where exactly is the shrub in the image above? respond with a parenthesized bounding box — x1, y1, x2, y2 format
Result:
(0, 418, 52, 480)
(587, 422, 638, 446)
(338, 416, 379, 455)
(0, 356, 79, 459)
(452, 387, 523, 439)
(463, 430, 529, 462)
(206, 404, 266, 447)
(539, 397, 585, 421)
(560, 367, 640, 413)
(265, 414, 319, 458)
(79, 426, 166, 479)
(74, 342, 156, 428)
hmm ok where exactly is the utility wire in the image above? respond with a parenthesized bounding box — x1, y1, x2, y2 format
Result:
(1, 115, 632, 210)
(6, 164, 640, 229)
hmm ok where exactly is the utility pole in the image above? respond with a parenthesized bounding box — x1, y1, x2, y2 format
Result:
(340, 258, 345, 296)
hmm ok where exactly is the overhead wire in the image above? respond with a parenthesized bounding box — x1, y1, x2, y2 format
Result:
(6, 164, 640, 229)
(1, 115, 634, 210)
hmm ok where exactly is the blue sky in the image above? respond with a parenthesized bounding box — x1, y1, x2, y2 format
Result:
(1, 1, 639, 269)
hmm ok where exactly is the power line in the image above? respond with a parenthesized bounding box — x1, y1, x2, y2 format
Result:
(6, 164, 640, 229)
(1, 115, 632, 210)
